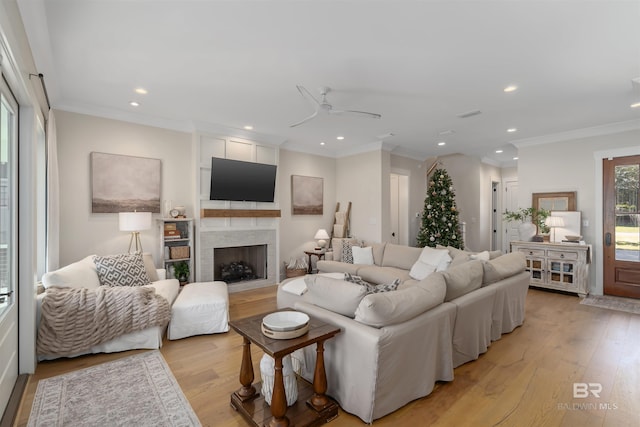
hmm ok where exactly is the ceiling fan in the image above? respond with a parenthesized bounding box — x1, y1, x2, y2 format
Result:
(290, 85, 382, 128)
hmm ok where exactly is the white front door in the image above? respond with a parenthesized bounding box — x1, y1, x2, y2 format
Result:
(0, 76, 19, 418)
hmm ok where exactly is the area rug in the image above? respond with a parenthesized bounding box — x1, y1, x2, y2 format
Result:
(28, 351, 201, 427)
(580, 294, 640, 315)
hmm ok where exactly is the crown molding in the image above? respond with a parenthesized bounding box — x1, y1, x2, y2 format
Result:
(512, 119, 640, 148)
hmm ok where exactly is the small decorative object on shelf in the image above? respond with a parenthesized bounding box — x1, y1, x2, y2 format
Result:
(158, 218, 194, 283)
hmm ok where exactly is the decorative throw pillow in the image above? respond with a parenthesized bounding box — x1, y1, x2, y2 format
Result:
(366, 279, 401, 294)
(409, 247, 452, 280)
(351, 246, 374, 265)
(94, 253, 151, 287)
(342, 240, 356, 264)
(344, 273, 400, 294)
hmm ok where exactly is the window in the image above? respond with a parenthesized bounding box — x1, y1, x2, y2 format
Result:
(0, 77, 17, 317)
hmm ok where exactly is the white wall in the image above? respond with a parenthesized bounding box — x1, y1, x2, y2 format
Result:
(278, 149, 336, 272)
(517, 129, 640, 294)
(390, 154, 428, 246)
(55, 111, 192, 266)
(336, 150, 383, 242)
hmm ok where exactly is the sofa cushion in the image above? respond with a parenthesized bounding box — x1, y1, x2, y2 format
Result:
(442, 246, 502, 267)
(381, 244, 423, 270)
(356, 265, 410, 285)
(354, 272, 447, 327)
(352, 246, 374, 265)
(142, 253, 160, 282)
(362, 241, 386, 266)
(409, 247, 452, 280)
(42, 255, 100, 289)
(470, 250, 491, 261)
(482, 252, 526, 285)
(442, 260, 484, 301)
(330, 238, 358, 262)
(303, 275, 367, 318)
(94, 253, 151, 287)
(316, 260, 361, 275)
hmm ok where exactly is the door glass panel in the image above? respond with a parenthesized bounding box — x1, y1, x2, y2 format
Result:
(614, 163, 640, 262)
(0, 94, 15, 316)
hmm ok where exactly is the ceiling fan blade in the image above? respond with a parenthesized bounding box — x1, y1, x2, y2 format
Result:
(296, 85, 321, 106)
(329, 109, 382, 119)
(289, 110, 319, 128)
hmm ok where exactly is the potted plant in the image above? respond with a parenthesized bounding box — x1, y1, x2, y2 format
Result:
(173, 261, 190, 285)
(503, 207, 550, 241)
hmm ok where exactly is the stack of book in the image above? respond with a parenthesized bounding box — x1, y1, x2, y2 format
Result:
(164, 223, 181, 240)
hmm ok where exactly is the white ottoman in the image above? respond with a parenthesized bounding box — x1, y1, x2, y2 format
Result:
(168, 281, 229, 340)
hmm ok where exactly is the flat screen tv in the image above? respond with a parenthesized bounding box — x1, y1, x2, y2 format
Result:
(209, 157, 277, 202)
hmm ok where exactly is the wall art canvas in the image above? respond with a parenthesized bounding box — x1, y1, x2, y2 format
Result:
(91, 152, 161, 213)
(291, 175, 323, 215)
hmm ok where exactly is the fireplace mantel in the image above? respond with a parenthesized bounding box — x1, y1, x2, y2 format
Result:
(201, 209, 281, 218)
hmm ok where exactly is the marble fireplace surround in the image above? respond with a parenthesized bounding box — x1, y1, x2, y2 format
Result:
(200, 229, 277, 292)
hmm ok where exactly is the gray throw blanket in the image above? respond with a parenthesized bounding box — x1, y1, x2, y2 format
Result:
(37, 285, 171, 356)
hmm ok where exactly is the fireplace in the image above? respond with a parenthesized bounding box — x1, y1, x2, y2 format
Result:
(214, 245, 267, 283)
(199, 229, 277, 292)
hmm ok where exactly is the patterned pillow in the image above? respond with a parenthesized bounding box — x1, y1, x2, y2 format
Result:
(93, 253, 151, 287)
(342, 241, 356, 264)
(344, 273, 400, 294)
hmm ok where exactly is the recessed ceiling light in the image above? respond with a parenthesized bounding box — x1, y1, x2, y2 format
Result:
(507, 128, 518, 133)
(631, 102, 640, 108)
(503, 85, 518, 93)
(243, 125, 253, 130)
(513, 156, 519, 160)
(495, 150, 503, 154)
(437, 141, 446, 146)
(134, 88, 147, 95)
(336, 136, 345, 140)
(129, 101, 139, 107)
(320, 142, 325, 146)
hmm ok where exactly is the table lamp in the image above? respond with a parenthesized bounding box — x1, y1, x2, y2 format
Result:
(544, 216, 565, 243)
(119, 211, 152, 253)
(314, 229, 330, 250)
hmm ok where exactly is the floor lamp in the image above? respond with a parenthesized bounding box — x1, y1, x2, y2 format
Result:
(119, 212, 152, 253)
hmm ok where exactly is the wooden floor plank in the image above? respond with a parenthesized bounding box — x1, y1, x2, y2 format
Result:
(13, 286, 640, 427)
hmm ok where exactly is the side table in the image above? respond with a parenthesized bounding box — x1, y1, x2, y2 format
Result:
(229, 309, 340, 427)
(304, 251, 325, 274)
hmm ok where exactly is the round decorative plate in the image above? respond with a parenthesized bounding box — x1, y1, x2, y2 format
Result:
(262, 311, 309, 332)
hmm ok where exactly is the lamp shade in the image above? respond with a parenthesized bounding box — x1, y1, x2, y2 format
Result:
(544, 216, 565, 228)
(314, 229, 330, 240)
(119, 212, 152, 231)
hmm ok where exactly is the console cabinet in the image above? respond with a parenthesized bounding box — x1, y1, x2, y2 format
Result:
(510, 241, 591, 297)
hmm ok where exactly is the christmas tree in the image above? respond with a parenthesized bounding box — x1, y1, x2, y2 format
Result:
(416, 168, 463, 249)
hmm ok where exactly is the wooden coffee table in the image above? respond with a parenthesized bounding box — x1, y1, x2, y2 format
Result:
(229, 309, 341, 427)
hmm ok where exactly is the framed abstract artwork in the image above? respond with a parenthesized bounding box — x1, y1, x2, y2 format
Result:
(291, 175, 323, 215)
(91, 152, 161, 213)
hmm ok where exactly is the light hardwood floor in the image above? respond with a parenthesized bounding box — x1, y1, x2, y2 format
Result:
(14, 286, 640, 427)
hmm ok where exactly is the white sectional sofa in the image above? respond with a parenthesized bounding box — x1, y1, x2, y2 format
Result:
(276, 240, 528, 423)
(37, 253, 180, 360)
